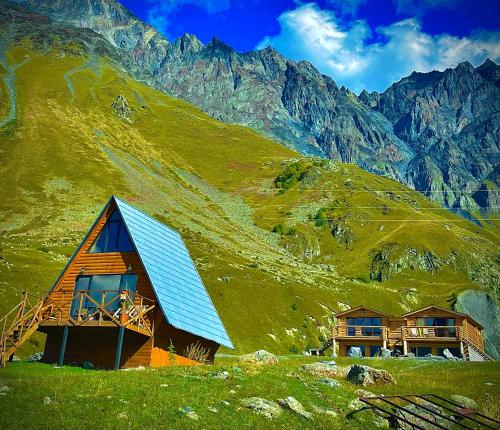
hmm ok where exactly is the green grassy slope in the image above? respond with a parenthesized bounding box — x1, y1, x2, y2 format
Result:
(0, 358, 498, 430)
(0, 30, 499, 355)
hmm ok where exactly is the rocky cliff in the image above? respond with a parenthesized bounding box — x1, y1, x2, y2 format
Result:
(10, 0, 500, 215)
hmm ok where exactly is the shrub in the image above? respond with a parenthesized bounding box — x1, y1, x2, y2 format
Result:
(274, 161, 310, 190)
(184, 341, 210, 364)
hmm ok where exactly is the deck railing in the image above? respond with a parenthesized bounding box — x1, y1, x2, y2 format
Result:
(402, 326, 462, 340)
(41, 290, 156, 336)
(333, 325, 389, 340)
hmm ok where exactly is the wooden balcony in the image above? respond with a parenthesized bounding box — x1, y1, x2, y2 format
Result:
(39, 290, 156, 337)
(402, 326, 462, 342)
(333, 325, 389, 340)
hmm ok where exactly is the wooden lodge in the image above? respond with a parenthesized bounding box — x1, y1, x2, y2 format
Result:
(332, 305, 489, 361)
(0, 196, 233, 368)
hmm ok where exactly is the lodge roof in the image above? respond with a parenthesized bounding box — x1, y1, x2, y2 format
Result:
(403, 305, 483, 329)
(335, 305, 393, 318)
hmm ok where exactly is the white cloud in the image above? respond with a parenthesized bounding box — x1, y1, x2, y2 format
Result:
(146, 0, 231, 35)
(256, 3, 500, 93)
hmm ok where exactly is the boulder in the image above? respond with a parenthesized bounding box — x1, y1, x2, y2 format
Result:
(26, 351, 43, 362)
(396, 404, 444, 430)
(212, 370, 230, 379)
(348, 347, 363, 358)
(442, 349, 458, 360)
(320, 377, 341, 388)
(356, 389, 376, 398)
(300, 360, 338, 376)
(179, 406, 199, 420)
(241, 397, 282, 419)
(380, 348, 392, 358)
(423, 354, 445, 361)
(346, 365, 395, 386)
(450, 395, 478, 410)
(278, 396, 312, 420)
(239, 350, 278, 365)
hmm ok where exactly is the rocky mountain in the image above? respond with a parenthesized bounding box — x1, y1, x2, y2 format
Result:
(7, 0, 500, 216)
(370, 63, 500, 211)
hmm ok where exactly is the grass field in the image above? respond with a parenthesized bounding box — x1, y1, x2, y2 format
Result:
(0, 357, 498, 429)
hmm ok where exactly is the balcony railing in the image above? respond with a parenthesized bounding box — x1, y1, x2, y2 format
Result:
(333, 325, 388, 339)
(402, 326, 462, 340)
(39, 290, 156, 336)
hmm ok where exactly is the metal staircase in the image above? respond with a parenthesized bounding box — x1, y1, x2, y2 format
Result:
(0, 292, 51, 367)
(463, 339, 492, 361)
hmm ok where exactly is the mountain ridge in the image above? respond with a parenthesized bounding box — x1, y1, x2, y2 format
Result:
(11, 0, 500, 217)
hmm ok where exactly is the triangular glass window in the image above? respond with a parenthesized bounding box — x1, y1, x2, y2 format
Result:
(89, 210, 134, 253)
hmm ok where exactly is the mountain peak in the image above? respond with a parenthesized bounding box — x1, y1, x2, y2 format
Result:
(454, 61, 474, 73)
(174, 33, 203, 55)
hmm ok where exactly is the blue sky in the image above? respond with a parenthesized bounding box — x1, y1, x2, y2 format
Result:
(120, 0, 500, 92)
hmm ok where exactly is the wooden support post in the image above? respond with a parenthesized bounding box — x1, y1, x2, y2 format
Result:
(460, 341, 465, 359)
(383, 340, 387, 349)
(58, 326, 69, 367)
(115, 326, 125, 370)
(332, 339, 337, 357)
(403, 340, 408, 356)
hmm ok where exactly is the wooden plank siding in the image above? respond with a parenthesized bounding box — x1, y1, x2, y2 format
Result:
(41, 327, 152, 368)
(46, 201, 155, 315)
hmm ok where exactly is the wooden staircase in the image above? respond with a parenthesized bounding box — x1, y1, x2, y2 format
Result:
(0, 292, 51, 367)
(463, 339, 492, 361)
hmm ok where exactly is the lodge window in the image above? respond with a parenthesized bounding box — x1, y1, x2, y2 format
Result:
(89, 210, 134, 253)
(347, 317, 382, 336)
(416, 317, 455, 337)
(410, 346, 432, 357)
(70, 274, 137, 316)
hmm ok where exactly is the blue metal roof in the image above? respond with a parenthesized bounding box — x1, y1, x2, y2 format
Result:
(113, 196, 233, 349)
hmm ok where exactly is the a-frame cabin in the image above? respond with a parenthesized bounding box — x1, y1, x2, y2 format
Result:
(0, 196, 233, 368)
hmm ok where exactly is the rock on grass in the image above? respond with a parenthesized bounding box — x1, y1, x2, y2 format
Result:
(346, 364, 395, 386)
(300, 360, 339, 376)
(241, 397, 282, 419)
(278, 396, 312, 420)
(239, 350, 278, 365)
(450, 395, 478, 410)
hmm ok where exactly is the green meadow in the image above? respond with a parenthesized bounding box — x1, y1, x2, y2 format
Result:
(0, 357, 498, 430)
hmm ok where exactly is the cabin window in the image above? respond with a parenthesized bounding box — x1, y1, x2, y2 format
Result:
(410, 346, 432, 357)
(89, 210, 134, 253)
(71, 274, 137, 317)
(347, 317, 382, 336)
(416, 317, 455, 337)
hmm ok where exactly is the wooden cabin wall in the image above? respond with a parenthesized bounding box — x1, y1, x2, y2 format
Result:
(42, 327, 152, 368)
(336, 309, 390, 337)
(47, 201, 156, 314)
(387, 318, 404, 347)
(152, 317, 219, 365)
